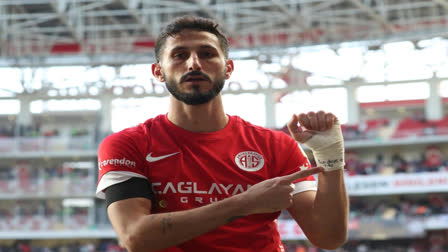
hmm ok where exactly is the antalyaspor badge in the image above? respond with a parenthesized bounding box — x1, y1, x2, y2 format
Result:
(234, 151, 265, 172)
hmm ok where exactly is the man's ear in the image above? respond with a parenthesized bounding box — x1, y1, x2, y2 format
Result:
(151, 63, 165, 82)
(225, 59, 234, 79)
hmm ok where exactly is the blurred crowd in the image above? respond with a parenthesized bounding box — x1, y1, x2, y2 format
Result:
(349, 195, 448, 219)
(0, 199, 89, 231)
(0, 162, 93, 231)
(0, 163, 93, 196)
(340, 114, 448, 141)
(284, 242, 447, 252)
(344, 145, 447, 176)
(332, 235, 448, 252)
(280, 194, 448, 222)
(282, 230, 448, 252)
(0, 239, 125, 252)
(0, 122, 91, 138)
(3, 235, 446, 252)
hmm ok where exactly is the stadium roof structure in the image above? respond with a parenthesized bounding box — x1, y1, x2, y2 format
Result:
(0, 0, 448, 67)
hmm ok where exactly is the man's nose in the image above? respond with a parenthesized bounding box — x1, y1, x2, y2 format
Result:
(187, 53, 201, 71)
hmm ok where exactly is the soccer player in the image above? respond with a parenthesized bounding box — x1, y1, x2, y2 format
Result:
(96, 16, 348, 252)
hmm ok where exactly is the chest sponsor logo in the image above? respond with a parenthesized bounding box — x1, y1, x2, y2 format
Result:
(152, 181, 252, 206)
(152, 182, 251, 196)
(234, 151, 265, 172)
(146, 152, 180, 162)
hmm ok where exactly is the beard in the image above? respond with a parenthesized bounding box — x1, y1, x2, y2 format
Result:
(164, 70, 225, 105)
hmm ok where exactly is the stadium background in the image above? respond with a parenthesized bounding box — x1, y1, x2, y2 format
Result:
(1, 0, 448, 251)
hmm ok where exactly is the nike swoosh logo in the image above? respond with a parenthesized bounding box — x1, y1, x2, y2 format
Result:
(146, 152, 180, 162)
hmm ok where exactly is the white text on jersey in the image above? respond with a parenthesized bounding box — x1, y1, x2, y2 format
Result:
(98, 158, 136, 170)
(152, 182, 252, 196)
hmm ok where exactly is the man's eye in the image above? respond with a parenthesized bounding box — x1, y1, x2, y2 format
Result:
(200, 51, 213, 57)
(173, 53, 186, 59)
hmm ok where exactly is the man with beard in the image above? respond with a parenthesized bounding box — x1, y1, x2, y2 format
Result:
(96, 16, 348, 252)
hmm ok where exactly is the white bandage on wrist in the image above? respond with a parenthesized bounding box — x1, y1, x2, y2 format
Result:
(303, 122, 345, 172)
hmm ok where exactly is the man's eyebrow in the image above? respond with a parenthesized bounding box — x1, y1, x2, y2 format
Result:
(198, 45, 218, 50)
(170, 45, 218, 51)
(170, 46, 187, 52)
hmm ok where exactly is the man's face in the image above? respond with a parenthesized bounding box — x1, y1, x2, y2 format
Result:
(153, 29, 233, 105)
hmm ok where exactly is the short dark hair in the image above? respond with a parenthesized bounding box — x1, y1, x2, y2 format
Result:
(154, 16, 229, 62)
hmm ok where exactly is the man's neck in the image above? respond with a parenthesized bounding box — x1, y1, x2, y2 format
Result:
(167, 95, 228, 133)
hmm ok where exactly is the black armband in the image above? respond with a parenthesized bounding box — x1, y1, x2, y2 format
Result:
(105, 177, 155, 208)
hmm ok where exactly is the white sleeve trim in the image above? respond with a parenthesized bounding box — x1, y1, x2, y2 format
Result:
(96, 171, 147, 199)
(292, 180, 317, 195)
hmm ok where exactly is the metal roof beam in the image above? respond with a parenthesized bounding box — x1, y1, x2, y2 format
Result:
(0, 0, 95, 6)
(8, 5, 55, 56)
(49, 1, 81, 42)
(311, 0, 344, 12)
(348, 0, 394, 32)
(7, 0, 113, 31)
(192, 0, 233, 33)
(270, 0, 308, 30)
(213, 0, 299, 10)
(317, 1, 437, 19)
(0, 0, 447, 66)
(0, 5, 200, 21)
(11, 24, 144, 34)
(97, 5, 132, 38)
(118, 0, 152, 36)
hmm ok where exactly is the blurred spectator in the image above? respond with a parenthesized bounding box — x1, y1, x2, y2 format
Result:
(422, 145, 444, 172)
(43, 129, 59, 137)
(0, 124, 14, 137)
(342, 124, 362, 140)
(19, 124, 40, 137)
(391, 153, 408, 173)
(71, 128, 89, 137)
(345, 151, 363, 176)
(0, 239, 127, 252)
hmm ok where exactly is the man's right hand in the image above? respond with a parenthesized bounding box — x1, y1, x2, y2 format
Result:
(239, 167, 323, 215)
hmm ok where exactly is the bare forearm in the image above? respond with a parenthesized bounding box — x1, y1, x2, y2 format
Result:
(124, 195, 246, 252)
(111, 168, 323, 251)
(311, 169, 349, 247)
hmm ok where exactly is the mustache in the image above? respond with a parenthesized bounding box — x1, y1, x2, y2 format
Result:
(180, 71, 212, 83)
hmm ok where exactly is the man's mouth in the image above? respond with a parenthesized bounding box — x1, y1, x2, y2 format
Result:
(181, 72, 212, 83)
(185, 76, 208, 82)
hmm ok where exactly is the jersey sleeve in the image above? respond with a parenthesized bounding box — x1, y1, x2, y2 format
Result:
(96, 128, 148, 199)
(277, 134, 317, 195)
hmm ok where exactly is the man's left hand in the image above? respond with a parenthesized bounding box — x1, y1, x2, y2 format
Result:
(287, 111, 337, 144)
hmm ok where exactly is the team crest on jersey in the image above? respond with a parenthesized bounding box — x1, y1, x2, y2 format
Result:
(234, 151, 265, 172)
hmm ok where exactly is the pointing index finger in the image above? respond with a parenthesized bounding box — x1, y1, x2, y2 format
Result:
(281, 167, 324, 183)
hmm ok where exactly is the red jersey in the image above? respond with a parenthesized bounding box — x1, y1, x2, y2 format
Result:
(97, 114, 316, 252)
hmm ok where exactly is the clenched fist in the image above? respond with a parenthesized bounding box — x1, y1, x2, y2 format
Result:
(287, 111, 345, 172)
(287, 111, 337, 143)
